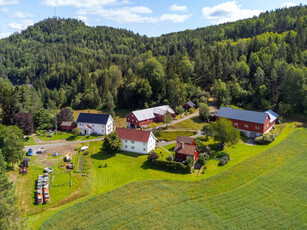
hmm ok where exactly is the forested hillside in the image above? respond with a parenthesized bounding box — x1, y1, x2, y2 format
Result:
(0, 5, 306, 125)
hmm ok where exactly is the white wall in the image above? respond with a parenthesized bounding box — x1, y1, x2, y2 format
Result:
(120, 133, 156, 154)
(77, 116, 114, 136)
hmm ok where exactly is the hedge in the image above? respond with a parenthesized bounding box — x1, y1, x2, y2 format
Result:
(147, 159, 191, 173)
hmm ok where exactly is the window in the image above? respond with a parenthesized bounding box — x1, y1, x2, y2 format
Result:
(125, 140, 127, 143)
(128, 118, 130, 121)
(143, 148, 146, 151)
(143, 142, 145, 146)
(92, 124, 94, 127)
(255, 126, 259, 130)
(244, 124, 249, 128)
(132, 119, 134, 122)
(234, 123, 238, 126)
(131, 146, 135, 149)
(131, 141, 135, 144)
(125, 145, 127, 148)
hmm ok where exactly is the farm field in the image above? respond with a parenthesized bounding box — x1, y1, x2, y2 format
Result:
(40, 127, 307, 229)
(25, 122, 297, 228)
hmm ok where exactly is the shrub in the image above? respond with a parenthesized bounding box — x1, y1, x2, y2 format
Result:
(175, 106, 184, 115)
(103, 132, 122, 152)
(166, 154, 174, 161)
(72, 127, 81, 137)
(189, 108, 195, 114)
(255, 134, 277, 145)
(197, 153, 210, 166)
(147, 151, 159, 162)
(215, 152, 228, 160)
(219, 154, 230, 166)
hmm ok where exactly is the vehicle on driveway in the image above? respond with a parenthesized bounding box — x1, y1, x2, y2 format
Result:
(36, 148, 46, 154)
(44, 167, 53, 174)
(27, 148, 33, 156)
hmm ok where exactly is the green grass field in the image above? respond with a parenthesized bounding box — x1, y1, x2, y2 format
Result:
(168, 116, 206, 131)
(40, 127, 307, 229)
(24, 136, 36, 145)
(153, 130, 197, 141)
(36, 132, 103, 142)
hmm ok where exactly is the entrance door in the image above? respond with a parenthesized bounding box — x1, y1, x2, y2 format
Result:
(84, 130, 87, 135)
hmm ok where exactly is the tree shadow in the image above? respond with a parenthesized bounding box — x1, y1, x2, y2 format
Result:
(66, 136, 78, 141)
(90, 150, 116, 160)
(118, 151, 143, 158)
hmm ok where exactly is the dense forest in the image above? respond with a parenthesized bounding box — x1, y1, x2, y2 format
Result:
(0, 5, 306, 128)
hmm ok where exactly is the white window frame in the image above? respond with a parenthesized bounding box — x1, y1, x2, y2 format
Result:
(131, 146, 135, 150)
(255, 126, 259, 130)
(244, 124, 249, 128)
(234, 123, 238, 126)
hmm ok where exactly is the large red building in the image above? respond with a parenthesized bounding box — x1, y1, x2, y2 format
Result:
(216, 107, 279, 138)
(174, 136, 199, 162)
(126, 105, 176, 128)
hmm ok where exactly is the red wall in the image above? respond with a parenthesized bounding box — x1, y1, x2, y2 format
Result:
(61, 125, 75, 131)
(216, 116, 268, 133)
(175, 150, 199, 161)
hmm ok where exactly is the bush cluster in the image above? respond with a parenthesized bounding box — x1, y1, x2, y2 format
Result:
(255, 134, 277, 145)
(148, 159, 190, 173)
(219, 154, 230, 166)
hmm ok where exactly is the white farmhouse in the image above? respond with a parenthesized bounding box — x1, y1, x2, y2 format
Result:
(115, 128, 157, 154)
(76, 113, 114, 135)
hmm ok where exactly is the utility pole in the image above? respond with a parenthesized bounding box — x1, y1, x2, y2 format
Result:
(55, 112, 57, 135)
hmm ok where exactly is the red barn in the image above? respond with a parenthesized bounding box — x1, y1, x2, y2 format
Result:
(126, 105, 176, 128)
(60, 121, 76, 131)
(216, 107, 279, 138)
(174, 136, 199, 161)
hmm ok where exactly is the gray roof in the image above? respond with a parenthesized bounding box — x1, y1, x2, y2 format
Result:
(265, 110, 279, 123)
(132, 105, 175, 121)
(217, 107, 272, 124)
(187, 101, 195, 107)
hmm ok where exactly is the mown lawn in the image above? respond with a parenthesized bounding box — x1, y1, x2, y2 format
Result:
(153, 130, 197, 141)
(24, 136, 36, 145)
(40, 127, 307, 229)
(168, 116, 206, 131)
(26, 123, 296, 228)
(36, 132, 103, 142)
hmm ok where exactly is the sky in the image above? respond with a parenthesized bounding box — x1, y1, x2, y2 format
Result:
(0, 0, 304, 38)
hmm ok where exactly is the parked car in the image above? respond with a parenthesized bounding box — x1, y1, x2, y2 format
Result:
(36, 148, 46, 154)
(27, 149, 33, 156)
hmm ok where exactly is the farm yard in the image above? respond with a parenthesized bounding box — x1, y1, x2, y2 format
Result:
(16, 121, 303, 229)
(39, 128, 307, 229)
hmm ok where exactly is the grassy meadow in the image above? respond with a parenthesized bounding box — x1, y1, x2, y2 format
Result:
(40, 127, 307, 229)
(168, 116, 206, 131)
(24, 122, 298, 228)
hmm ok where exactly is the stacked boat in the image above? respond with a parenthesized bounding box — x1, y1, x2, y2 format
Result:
(36, 173, 50, 204)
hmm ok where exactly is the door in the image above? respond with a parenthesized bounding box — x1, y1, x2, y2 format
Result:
(84, 130, 87, 135)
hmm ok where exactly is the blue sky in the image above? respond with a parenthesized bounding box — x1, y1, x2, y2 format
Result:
(0, 0, 304, 38)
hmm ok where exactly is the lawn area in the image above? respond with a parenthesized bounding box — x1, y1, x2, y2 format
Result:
(153, 130, 197, 141)
(24, 136, 36, 145)
(167, 116, 206, 131)
(25, 123, 298, 229)
(40, 127, 307, 229)
(36, 132, 103, 142)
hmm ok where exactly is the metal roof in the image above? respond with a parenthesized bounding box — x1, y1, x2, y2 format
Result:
(132, 105, 175, 121)
(265, 110, 279, 123)
(76, 113, 111, 125)
(216, 107, 270, 124)
(187, 101, 195, 107)
(115, 128, 155, 142)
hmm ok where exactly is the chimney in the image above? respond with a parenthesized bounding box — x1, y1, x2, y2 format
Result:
(181, 142, 184, 149)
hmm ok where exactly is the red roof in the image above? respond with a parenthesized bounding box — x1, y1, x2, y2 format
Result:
(85, 125, 92, 129)
(174, 143, 197, 156)
(115, 128, 151, 142)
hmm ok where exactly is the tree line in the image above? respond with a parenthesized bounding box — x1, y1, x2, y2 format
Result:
(0, 5, 305, 126)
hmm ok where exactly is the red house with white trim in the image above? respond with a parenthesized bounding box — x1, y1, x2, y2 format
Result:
(216, 107, 279, 138)
(174, 136, 199, 161)
(126, 105, 176, 128)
